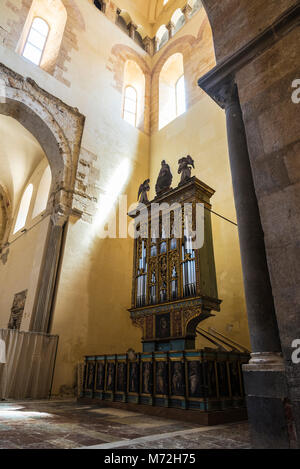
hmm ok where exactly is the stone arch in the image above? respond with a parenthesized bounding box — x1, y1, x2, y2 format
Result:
(108, 44, 151, 134)
(0, 63, 85, 333)
(0, 63, 84, 214)
(197, 9, 212, 41)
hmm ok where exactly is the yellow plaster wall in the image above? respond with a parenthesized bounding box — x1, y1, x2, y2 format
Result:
(0, 1, 150, 394)
(0, 0, 250, 396)
(149, 93, 250, 350)
(149, 11, 250, 350)
(46, 4, 151, 393)
(0, 113, 51, 334)
(0, 216, 50, 330)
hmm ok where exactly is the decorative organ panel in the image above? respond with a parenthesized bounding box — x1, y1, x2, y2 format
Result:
(128, 176, 221, 352)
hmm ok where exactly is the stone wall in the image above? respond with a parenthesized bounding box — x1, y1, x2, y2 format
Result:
(236, 15, 300, 435)
(202, 0, 299, 62)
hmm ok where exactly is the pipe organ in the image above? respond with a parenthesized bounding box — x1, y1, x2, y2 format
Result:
(128, 176, 222, 352)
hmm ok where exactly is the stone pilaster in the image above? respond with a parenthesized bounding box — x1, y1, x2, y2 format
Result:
(31, 211, 68, 333)
(198, 75, 292, 448)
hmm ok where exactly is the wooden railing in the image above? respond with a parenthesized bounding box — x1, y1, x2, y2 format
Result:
(81, 349, 249, 412)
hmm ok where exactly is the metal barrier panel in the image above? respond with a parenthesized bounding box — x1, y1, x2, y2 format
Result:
(0, 329, 58, 399)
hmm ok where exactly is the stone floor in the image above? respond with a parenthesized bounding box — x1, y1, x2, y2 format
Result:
(0, 400, 251, 449)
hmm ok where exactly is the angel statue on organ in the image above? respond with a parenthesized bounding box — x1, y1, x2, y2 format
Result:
(137, 179, 150, 204)
(178, 155, 195, 184)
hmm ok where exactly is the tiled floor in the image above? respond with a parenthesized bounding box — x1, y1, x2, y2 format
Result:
(0, 400, 251, 449)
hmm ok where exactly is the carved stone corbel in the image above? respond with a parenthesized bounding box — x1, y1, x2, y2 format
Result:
(132, 316, 145, 335)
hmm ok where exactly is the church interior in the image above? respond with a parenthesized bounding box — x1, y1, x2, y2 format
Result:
(0, 0, 299, 450)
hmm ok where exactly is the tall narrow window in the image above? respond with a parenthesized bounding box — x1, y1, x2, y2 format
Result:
(159, 53, 185, 129)
(22, 18, 49, 66)
(175, 75, 186, 117)
(32, 165, 52, 218)
(123, 86, 137, 127)
(14, 184, 33, 234)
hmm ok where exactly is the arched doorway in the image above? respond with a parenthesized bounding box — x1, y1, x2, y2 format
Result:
(0, 63, 85, 333)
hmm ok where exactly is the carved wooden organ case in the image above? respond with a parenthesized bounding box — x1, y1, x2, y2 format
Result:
(128, 177, 221, 352)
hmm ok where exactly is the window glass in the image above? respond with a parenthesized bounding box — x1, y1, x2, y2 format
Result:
(14, 184, 33, 234)
(23, 18, 49, 65)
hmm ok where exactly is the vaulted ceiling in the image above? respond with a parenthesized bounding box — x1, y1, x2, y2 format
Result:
(117, 0, 187, 34)
(0, 115, 47, 213)
(131, 0, 163, 24)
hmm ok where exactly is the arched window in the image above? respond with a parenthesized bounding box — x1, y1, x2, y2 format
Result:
(32, 166, 52, 218)
(123, 60, 145, 129)
(159, 53, 186, 129)
(156, 25, 169, 51)
(13, 184, 33, 234)
(123, 86, 138, 127)
(17, 0, 67, 71)
(176, 75, 186, 117)
(22, 17, 49, 66)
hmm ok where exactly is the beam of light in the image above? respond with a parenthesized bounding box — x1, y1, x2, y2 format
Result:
(0, 405, 24, 411)
(0, 410, 53, 420)
(89, 158, 131, 241)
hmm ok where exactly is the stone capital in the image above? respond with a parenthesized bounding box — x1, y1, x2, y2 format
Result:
(200, 76, 238, 109)
(166, 21, 175, 37)
(143, 36, 155, 56)
(50, 208, 69, 227)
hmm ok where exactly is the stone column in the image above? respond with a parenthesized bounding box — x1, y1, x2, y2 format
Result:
(218, 80, 282, 356)
(182, 4, 192, 22)
(198, 76, 292, 448)
(166, 21, 175, 39)
(31, 211, 68, 333)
